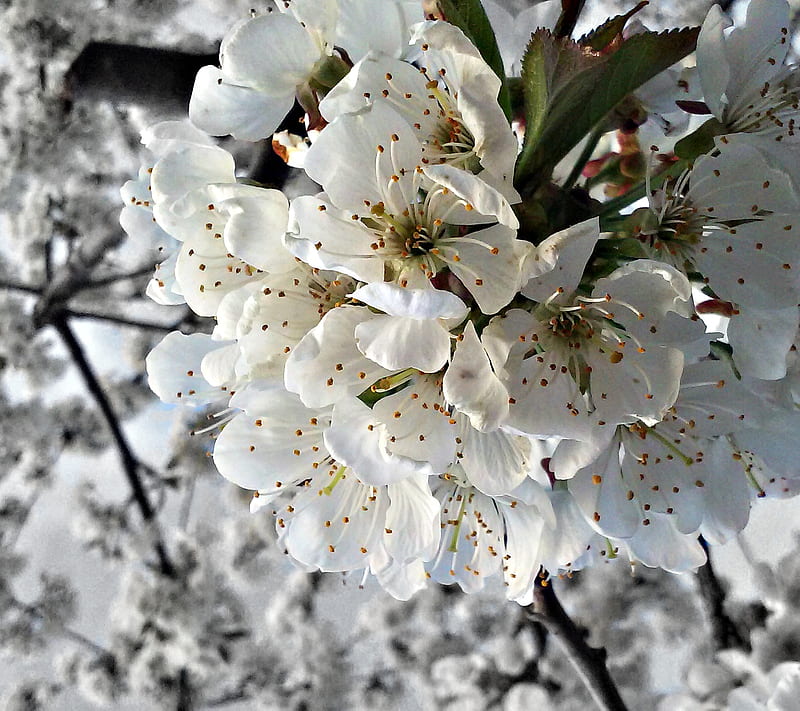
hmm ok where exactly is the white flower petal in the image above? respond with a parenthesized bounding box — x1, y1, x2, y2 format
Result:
(443, 322, 508, 431)
(282, 471, 388, 572)
(522, 218, 600, 302)
(355, 314, 451, 372)
(213, 391, 329, 491)
(570, 440, 640, 539)
(305, 101, 423, 210)
(592, 260, 700, 346)
(150, 141, 235, 207)
(200, 343, 240, 387)
(696, 5, 732, 120)
(697, 438, 752, 544)
(146, 332, 228, 406)
(502, 501, 545, 601)
(587, 342, 684, 426)
(221, 12, 319, 91)
(458, 426, 531, 496)
(372, 377, 458, 473)
(189, 66, 295, 141)
(622, 514, 706, 573)
(728, 304, 799, 379)
(336, 0, 421, 61)
(209, 189, 292, 273)
(351, 282, 469, 319)
(422, 163, 519, 228)
(287, 195, 386, 282)
(385, 474, 441, 561)
(284, 306, 392, 407)
(141, 120, 215, 153)
(324, 396, 433, 484)
(371, 555, 428, 600)
(443, 224, 529, 314)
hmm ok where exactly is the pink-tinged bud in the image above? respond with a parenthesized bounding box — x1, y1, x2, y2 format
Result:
(582, 152, 615, 178)
(604, 179, 634, 198)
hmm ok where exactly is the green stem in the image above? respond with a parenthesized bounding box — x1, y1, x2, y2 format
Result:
(447, 493, 469, 553)
(563, 124, 607, 192)
(645, 427, 694, 466)
(596, 158, 690, 218)
(323, 466, 347, 496)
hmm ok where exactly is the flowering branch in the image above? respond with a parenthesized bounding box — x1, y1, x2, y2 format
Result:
(696, 537, 750, 652)
(528, 578, 629, 711)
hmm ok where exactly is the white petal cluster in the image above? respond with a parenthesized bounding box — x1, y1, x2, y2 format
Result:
(124, 0, 800, 601)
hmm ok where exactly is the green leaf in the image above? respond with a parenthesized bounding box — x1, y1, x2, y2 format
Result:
(520, 29, 599, 155)
(580, 1, 649, 51)
(674, 117, 726, 160)
(436, 0, 511, 120)
(516, 25, 700, 194)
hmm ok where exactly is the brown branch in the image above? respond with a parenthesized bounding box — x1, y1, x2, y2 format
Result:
(554, 0, 587, 39)
(527, 578, 629, 711)
(50, 312, 176, 578)
(696, 537, 750, 652)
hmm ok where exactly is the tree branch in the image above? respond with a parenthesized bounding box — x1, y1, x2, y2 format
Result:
(13, 599, 111, 658)
(0, 279, 41, 295)
(527, 577, 629, 711)
(63, 42, 217, 115)
(65, 308, 178, 333)
(554, 0, 587, 39)
(74, 266, 155, 291)
(176, 668, 194, 711)
(696, 537, 750, 651)
(50, 312, 176, 578)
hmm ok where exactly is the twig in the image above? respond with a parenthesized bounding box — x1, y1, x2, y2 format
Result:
(0, 280, 41, 295)
(696, 537, 750, 651)
(554, 0, 587, 39)
(65, 308, 177, 333)
(204, 690, 249, 708)
(50, 312, 176, 578)
(75, 266, 156, 291)
(14, 599, 111, 658)
(176, 668, 193, 711)
(178, 473, 197, 531)
(527, 577, 629, 711)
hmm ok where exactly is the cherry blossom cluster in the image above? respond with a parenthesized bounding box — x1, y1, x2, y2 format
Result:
(123, 0, 800, 601)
